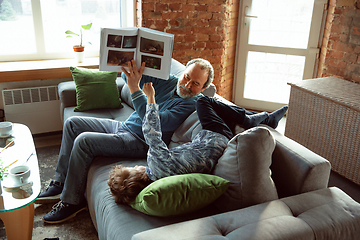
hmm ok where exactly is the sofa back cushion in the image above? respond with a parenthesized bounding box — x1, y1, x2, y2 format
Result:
(213, 126, 279, 212)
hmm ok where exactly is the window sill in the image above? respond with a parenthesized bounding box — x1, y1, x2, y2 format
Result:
(0, 57, 99, 83)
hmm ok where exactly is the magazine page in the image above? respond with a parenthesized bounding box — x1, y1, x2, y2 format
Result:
(99, 27, 139, 72)
(136, 27, 174, 80)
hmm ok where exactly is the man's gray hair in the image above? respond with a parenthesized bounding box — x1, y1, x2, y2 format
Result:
(186, 58, 214, 89)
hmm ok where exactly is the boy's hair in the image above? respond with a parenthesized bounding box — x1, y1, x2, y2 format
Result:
(107, 165, 152, 204)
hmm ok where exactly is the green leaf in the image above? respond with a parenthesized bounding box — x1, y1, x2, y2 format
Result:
(65, 30, 79, 36)
(81, 23, 92, 30)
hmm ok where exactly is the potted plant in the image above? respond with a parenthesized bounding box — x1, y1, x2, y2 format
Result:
(65, 23, 93, 62)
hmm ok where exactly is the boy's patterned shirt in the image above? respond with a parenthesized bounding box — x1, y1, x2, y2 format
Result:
(143, 103, 229, 181)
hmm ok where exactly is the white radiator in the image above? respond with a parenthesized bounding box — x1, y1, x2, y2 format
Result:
(2, 86, 62, 134)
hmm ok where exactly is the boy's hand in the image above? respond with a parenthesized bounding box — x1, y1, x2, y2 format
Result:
(143, 82, 156, 104)
(121, 60, 145, 94)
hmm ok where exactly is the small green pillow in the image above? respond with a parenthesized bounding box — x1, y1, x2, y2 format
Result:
(130, 173, 230, 217)
(70, 66, 123, 112)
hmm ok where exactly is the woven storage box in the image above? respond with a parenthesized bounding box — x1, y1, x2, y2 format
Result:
(285, 77, 360, 185)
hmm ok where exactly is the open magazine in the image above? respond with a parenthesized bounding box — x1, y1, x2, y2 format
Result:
(99, 27, 174, 80)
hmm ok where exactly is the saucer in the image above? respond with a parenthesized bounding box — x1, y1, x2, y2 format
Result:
(0, 134, 11, 139)
(2, 177, 32, 188)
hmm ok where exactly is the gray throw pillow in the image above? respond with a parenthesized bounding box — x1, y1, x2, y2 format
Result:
(213, 126, 279, 212)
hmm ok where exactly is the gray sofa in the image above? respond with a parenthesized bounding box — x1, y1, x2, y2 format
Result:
(58, 59, 360, 240)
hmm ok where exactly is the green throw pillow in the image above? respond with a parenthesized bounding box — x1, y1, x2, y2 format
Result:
(130, 173, 230, 217)
(70, 66, 123, 112)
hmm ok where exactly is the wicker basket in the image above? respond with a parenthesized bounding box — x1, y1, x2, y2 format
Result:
(285, 77, 360, 185)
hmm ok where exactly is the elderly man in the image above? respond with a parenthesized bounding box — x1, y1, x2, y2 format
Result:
(37, 58, 214, 223)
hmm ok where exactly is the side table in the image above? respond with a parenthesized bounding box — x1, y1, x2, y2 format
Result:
(0, 123, 41, 240)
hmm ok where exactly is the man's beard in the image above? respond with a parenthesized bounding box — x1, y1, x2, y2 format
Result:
(176, 85, 193, 99)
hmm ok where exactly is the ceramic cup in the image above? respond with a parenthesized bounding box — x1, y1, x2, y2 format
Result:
(9, 165, 31, 185)
(0, 122, 12, 137)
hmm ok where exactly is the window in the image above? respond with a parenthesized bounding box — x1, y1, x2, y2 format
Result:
(0, 0, 135, 62)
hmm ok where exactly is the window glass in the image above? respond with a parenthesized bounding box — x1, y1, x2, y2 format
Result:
(40, 0, 121, 54)
(0, 0, 37, 55)
(248, 0, 315, 49)
(0, 0, 133, 61)
(244, 51, 305, 103)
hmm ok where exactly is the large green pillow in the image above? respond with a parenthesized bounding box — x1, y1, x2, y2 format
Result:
(69, 66, 123, 112)
(130, 173, 230, 217)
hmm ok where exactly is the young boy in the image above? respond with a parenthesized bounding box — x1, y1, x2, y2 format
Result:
(108, 82, 288, 204)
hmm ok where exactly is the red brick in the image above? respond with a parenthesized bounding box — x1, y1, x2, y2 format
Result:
(184, 34, 196, 42)
(173, 42, 193, 50)
(183, 19, 196, 27)
(195, 33, 209, 41)
(193, 27, 216, 34)
(206, 42, 223, 49)
(186, 12, 199, 19)
(198, 49, 212, 56)
(169, 3, 181, 11)
(167, 27, 192, 35)
(208, 5, 224, 13)
(159, 0, 184, 3)
(162, 12, 186, 20)
(212, 13, 226, 20)
(210, 34, 222, 42)
(355, 46, 360, 54)
(333, 41, 354, 52)
(172, 50, 186, 58)
(328, 58, 347, 69)
(212, 49, 223, 56)
(144, 19, 155, 27)
(169, 19, 180, 27)
(194, 42, 206, 49)
(198, 12, 213, 20)
(143, 11, 162, 20)
(353, 27, 360, 36)
(209, 20, 223, 27)
(185, 49, 198, 56)
(328, 50, 343, 59)
(343, 52, 358, 63)
(347, 63, 360, 73)
(195, 5, 207, 12)
(182, 4, 195, 11)
(174, 35, 185, 42)
(155, 3, 168, 11)
(143, 2, 155, 11)
(195, 19, 209, 27)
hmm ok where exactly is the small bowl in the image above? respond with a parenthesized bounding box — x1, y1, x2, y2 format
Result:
(0, 122, 12, 137)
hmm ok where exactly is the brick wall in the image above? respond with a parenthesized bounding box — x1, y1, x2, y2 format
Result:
(318, 0, 360, 84)
(137, 0, 239, 100)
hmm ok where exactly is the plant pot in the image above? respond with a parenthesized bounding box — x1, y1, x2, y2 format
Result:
(73, 45, 85, 52)
(73, 45, 85, 63)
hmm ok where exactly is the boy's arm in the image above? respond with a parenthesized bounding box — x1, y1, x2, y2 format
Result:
(142, 104, 172, 171)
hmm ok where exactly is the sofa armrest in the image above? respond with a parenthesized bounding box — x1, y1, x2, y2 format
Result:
(266, 126, 331, 198)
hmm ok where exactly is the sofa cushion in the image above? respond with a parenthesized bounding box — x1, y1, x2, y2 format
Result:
(213, 126, 279, 212)
(63, 103, 135, 123)
(70, 66, 123, 112)
(130, 173, 230, 217)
